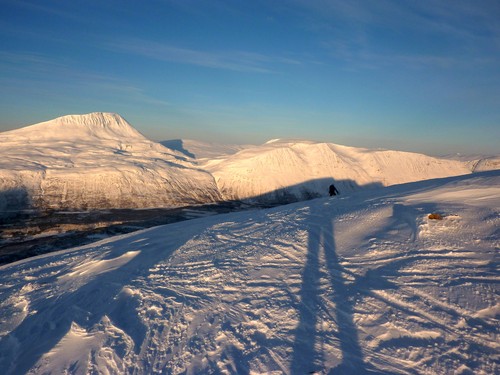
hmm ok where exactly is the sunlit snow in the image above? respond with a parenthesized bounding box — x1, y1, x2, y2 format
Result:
(0, 170, 498, 374)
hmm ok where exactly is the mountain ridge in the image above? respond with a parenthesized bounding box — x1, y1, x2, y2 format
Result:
(204, 139, 473, 202)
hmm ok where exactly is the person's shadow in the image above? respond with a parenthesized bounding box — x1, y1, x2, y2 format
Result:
(291, 201, 387, 375)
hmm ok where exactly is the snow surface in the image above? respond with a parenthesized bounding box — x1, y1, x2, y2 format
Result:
(0, 113, 221, 211)
(0, 170, 498, 374)
(471, 157, 500, 173)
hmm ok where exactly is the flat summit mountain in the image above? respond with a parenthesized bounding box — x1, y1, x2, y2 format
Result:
(0, 113, 221, 211)
(2, 113, 146, 143)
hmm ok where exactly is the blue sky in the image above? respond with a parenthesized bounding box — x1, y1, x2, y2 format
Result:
(1, 0, 499, 155)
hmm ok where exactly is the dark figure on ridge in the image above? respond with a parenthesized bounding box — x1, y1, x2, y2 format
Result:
(329, 184, 339, 196)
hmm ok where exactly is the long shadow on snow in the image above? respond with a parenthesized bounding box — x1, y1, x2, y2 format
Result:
(3, 171, 496, 372)
(290, 201, 387, 375)
(242, 178, 383, 206)
(286, 172, 498, 374)
(0, 220, 216, 374)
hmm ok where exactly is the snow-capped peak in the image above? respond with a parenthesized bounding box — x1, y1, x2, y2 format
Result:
(53, 112, 139, 134)
(0, 113, 222, 210)
(2, 112, 147, 143)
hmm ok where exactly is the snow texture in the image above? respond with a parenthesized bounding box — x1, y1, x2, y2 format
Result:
(0, 170, 498, 374)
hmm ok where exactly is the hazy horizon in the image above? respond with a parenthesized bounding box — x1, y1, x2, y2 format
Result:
(1, 1, 499, 156)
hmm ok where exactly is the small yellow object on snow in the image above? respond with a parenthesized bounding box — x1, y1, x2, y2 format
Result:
(428, 213, 443, 220)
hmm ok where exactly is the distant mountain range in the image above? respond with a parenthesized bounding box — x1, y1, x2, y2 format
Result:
(0, 113, 498, 213)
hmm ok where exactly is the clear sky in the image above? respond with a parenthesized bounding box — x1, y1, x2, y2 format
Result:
(1, 0, 499, 155)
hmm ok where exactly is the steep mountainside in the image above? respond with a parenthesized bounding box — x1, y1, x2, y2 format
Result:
(470, 156, 500, 172)
(205, 139, 472, 202)
(0, 113, 221, 211)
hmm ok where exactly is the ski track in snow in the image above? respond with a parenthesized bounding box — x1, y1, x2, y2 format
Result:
(0, 172, 498, 374)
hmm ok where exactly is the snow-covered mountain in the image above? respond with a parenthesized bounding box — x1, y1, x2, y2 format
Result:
(1, 113, 496, 214)
(0, 170, 498, 374)
(470, 156, 500, 172)
(205, 139, 472, 203)
(0, 113, 221, 211)
(441, 153, 500, 173)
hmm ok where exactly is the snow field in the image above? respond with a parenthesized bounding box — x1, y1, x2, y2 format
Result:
(0, 171, 498, 374)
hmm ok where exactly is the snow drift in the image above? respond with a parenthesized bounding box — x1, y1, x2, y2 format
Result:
(0, 170, 498, 374)
(0, 113, 221, 211)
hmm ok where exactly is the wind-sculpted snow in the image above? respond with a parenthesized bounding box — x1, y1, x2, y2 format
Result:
(206, 139, 472, 203)
(0, 113, 221, 210)
(0, 171, 498, 374)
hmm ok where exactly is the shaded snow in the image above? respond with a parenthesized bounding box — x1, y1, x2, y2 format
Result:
(0, 170, 498, 374)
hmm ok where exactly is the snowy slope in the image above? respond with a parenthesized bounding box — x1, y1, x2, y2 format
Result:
(0, 113, 221, 211)
(0, 170, 498, 374)
(470, 156, 500, 172)
(205, 139, 472, 203)
(441, 153, 500, 173)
